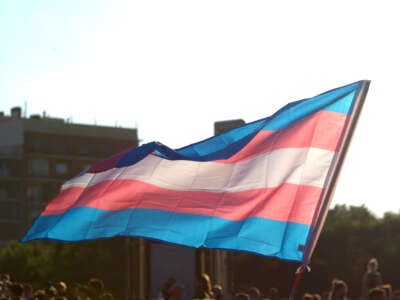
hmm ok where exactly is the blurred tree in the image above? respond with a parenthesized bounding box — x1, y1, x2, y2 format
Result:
(2, 205, 400, 300)
(0, 238, 126, 299)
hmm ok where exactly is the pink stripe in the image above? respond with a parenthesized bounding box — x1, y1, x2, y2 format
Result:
(88, 111, 346, 171)
(41, 179, 323, 225)
(86, 111, 345, 172)
(222, 110, 347, 163)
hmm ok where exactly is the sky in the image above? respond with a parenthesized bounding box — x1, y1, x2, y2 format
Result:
(1, 1, 399, 217)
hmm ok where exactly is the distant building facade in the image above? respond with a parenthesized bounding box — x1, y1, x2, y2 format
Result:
(0, 107, 138, 248)
(214, 119, 245, 135)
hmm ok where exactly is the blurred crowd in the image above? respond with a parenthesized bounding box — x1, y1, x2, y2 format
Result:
(158, 258, 400, 300)
(1, 257, 399, 300)
(0, 274, 114, 300)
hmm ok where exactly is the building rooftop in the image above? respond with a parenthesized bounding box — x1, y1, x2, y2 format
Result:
(0, 106, 137, 140)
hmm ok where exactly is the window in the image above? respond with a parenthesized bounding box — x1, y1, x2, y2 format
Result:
(26, 134, 49, 153)
(29, 158, 49, 176)
(55, 161, 69, 176)
(27, 185, 43, 204)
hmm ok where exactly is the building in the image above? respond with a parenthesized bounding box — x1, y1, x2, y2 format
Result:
(0, 110, 245, 299)
(0, 107, 138, 248)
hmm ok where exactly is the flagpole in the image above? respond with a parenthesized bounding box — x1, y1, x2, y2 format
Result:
(288, 80, 370, 300)
(288, 265, 309, 300)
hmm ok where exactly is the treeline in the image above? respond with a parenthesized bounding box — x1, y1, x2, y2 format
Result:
(0, 238, 128, 299)
(1, 204, 399, 299)
(232, 204, 400, 299)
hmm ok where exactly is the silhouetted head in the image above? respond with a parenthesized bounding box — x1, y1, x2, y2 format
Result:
(368, 258, 379, 272)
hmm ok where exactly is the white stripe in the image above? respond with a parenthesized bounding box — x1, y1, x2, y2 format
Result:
(61, 147, 335, 192)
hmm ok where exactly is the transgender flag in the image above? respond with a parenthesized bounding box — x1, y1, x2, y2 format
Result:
(21, 80, 369, 262)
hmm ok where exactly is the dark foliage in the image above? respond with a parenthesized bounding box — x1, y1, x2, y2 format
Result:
(231, 205, 400, 299)
(1, 205, 400, 299)
(0, 238, 127, 299)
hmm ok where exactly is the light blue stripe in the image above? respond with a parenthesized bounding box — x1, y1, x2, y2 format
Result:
(108, 81, 362, 164)
(22, 207, 311, 262)
(154, 81, 361, 161)
(261, 83, 359, 131)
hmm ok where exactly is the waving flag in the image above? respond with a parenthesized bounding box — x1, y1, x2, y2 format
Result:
(22, 80, 369, 262)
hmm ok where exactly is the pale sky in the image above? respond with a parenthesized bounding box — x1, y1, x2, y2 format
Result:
(1, 1, 399, 217)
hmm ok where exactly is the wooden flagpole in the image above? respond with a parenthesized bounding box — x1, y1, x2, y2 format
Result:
(288, 80, 371, 300)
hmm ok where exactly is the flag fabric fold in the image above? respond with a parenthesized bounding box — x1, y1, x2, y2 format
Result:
(21, 81, 366, 262)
